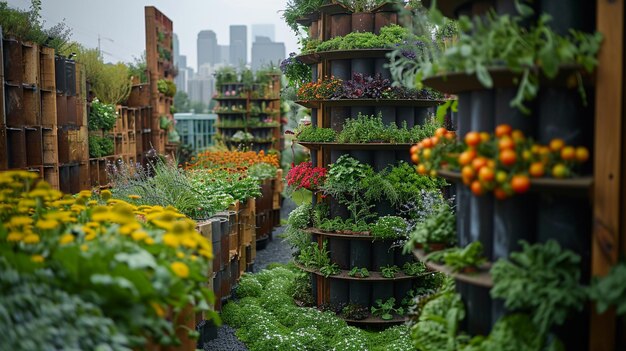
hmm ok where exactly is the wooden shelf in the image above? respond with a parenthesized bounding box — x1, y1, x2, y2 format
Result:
(305, 227, 373, 240)
(296, 98, 444, 109)
(295, 262, 427, 282)
(297, 141, 412, 151)
(250, 97, 280, 101)
(413, 248, 494, 288)
(297, 48, 393, 65)
(216, 111, 247, 115)
(422, 65, 595, 94)
(214, 96, 247, 101)
(341, 314, 407, 326)
(437, 169, 593, 196)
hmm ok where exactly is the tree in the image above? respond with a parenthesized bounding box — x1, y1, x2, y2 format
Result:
(190, 101, 207, 114)
(174, 91, 190, 113)
(128, 52, 148, 84)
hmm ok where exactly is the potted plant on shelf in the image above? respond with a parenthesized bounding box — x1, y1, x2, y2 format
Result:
(371, 297, 404, 320)
(426, 241, 487, 274)
(406, 202, 456, 252)
(348, 267, 370, 278)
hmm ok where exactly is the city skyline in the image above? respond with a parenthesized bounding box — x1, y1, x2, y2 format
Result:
(5, 0, 300, 69)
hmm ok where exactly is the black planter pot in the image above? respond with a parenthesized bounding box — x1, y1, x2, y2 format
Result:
(330, 106, 351, 132)
(371, 281, 394, 305)
(311, 108, 318, 127)
(351, 58, 374, 77)
(469, 90, 495, 131)
(311, 273, 318, 303)
(394, 249, 413, 268)
(397, 107, 415, 128)
(330, 13, 352, 39)
(220, 217, 230, 269)
(372, 241, 394, 271)
(213, 271, 222, 310)
(221, 260, 231, 300)
(351, 150, 374, 165)
(540, 0, 595, 34)
(211, 219, 223, 271)
(493, 195, 536, 260)
(230, 258, 239, 286)
(374, 150, 395, 171)
(196, 319, 219, 346)
(464, 284, 492, 336)
(330, 197, 350, 220)
(374, 58, 391, 79)
(351, 106, 375, 117)
(375, 106, 396, 125)
(352, 12, 374, 33)
(350, 240, 371, 270)
(375, 199, 394, 217)
(312, 64, 318, 82)
(331, 59, 352, 80)
(469, 195, 494, 261)
(394, 281, 412, 305)
(494, 88, 535, 136)
(329, 238, 350, 269)
(414, 107, 430, 126)
(349, 280, 371, 306)
(538, 88, 593, 147)
(329, 279, 349, 305)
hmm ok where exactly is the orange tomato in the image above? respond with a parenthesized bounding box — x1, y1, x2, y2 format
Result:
(458, 149, 477, 166)
(498, 136, 515, 150)
(472, 157, 488, 171)
(471, 180, 485, 196)
(561, 146, 576, 161)
(494, 187, 509, 200)
(465, 132, 481, 147)
(549, 138, 565, 152)
(531, 144, 541, 154)
(495, 124, 513, 138)
(435, 127, 448, 138)
(410, 144, 420, 155)
(445, 131, 456, 140)
(422, 148, 432, 160)
(462, 165, 475, 181)
(417, 164, 428, 175)
(499, 149, 517, 166)
(478, 167, 495, 182)
(511, 175, 531, 194)
(552, 164, 569, 179)
(422, 138, 433, 149)
(480, 132, 491, 143)
(575, 147, 589, 163)
(511, 129, 525, 142)
(529, 162, 545, 178)
(430, 136, 440, 146)
(411, 153, 420, 164)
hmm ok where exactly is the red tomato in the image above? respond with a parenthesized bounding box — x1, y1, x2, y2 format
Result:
(458, 149, 477, 166)
(465, 132, 481, 147)
(499, 149, 517, 166)
(529, 162, 545, 178)
(498, 136, 516, 151)
(472, 157, 488, 171)
(575, 147, 589, 163)
(550, 138, 565, 152)
(495, 124, 513, 138)
(435, 127, 448, 138)
(471, 180, 485, 196)
(561, 146, 576, 161)
(478, 167, 495, 182)
(511, 175, 531, 194)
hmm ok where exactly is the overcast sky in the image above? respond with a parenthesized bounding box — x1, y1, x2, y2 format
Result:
(6, 0, 300, 70)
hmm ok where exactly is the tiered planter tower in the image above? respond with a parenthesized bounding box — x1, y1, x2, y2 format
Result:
(215, 74, 282, 153)
(417, 1, 597, 349)
(295, 2, 442, 325)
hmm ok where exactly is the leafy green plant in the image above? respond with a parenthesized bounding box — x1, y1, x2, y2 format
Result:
(386, 161, 446, 208)
(381, 264, 400, 278)
(320, 262, 341, 277)
(318, 217, 370, 233)
(348, 267, 370, 278)
(439, 242, 487, 272)
(589, 262, 626, 315)
(280, 52, 312, 89)
(371, 216, 407, 240)
(490, 240, 586, 335)
(88, 135, 114, 158)
(298, 240, 332, 269)
(215, 66, 238, 86)
(315, 24, 411, 52)
(247, 163, 277, 180)
(410, 290, 465, 351)
(405, 202, 456, 251)
(371, 298, 404, 320)
(296, 125, 337, 143)
(337, 112, 442, 144)
(341, 304, 370, 320)
(403, 261, 427, 276)
(157, 79, 176, 97)
(88, 99, 117, 131)
(282, 0, 327, 33)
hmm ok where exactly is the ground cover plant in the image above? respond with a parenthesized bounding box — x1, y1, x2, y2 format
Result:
(222, 264, 414, 351)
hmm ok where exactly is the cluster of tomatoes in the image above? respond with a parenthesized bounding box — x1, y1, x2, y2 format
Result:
(410, 124, 590, 199)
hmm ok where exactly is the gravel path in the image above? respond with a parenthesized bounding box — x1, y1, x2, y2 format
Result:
(202, 198, 296, 351)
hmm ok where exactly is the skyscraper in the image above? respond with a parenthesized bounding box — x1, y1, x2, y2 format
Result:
(197, 30, 219, 70)
(251, 36, 285, 71)
(172, 33, 180, 66)
(229, 25, 247, 66)
(252, 24, 275, 42)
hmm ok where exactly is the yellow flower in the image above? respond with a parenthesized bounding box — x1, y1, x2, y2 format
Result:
(101, 189, 112, 200)
(199, 249, 213, 259)
(85, 231, 97, 241)
(162, 234, 179, 248)
(131, 231, 148, 242)
(36, 219, 59, 230)
(45, 211, 75, 222)
(80, 244, 89, 252)
(78, 190, 92, 198)
(144, 237, 155, 245)
(22, 234, 40, 244)
(86, 221, 100, 229)
(70, 204, 86, 213)
(6, 232, 24, 242)
(170, 261, 189, 278)
(31, 255, 44, 263)
(176, 251, 185, 259)
(128, 194, 142, 200)
(150, 301, 166, 317)
(9, 216, 33, 227)
(180, 236, 198, 249)
(87, 200, 98, 206)
(119, 222, 141, 236)
(190, 255, 198, 261)
(59, 234, 75, 245)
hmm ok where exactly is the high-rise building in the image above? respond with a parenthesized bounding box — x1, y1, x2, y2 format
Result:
(218, 45, 230, 65)
(252, 24, 275, 42)
(251, 36, 286, 71)
(175, 54, 189, 94)
(197, 30, 219, 70)
(229, 25, 247, 66)
(174, 112, 217, 151)
(173, 33, 180, 66)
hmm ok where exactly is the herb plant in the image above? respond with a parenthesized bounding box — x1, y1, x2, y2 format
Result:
(280, 52, 312, 89)
(403, 261, 427, 276)
(371, 216, 407, 240)
(490, 240, 587, 335)
(88, 99, 117, 131)
(320, 263, 341, 277)
(381, 265, 401, 278)
(348, 267, 370, 278)
(589, 262, 626, 315)
(441, 242, 487, 272)
(405, 202, 456, 251)
(341, 304, 370, 320)
(296, 125, 338, 142)
(371, 298, 404, 320)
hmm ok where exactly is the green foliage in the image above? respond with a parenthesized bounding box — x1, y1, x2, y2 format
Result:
(589, 262, 626, 315)
(88, 99, 117, 131)
(215, 66, 238, 86)
(315, 24, 411, 52)
(410, 291, 465, 351)
(337, 112, 441, 144)
(87, 135, 114, 158)
(157, 79, 176, 97)
(236, 274, 263, 298)
(405, 202, 456, 251)
(371, 297, 404, 320)
(415, 11, 603, 114)
(282, 0, 327, 33)
(296, 125, 338, 143)
(386, 161, 446, 207)
(93, 63, 133, 105)
(247, 163, 278, 180)
(174, 91, 191, 113)
(348, 267, 370, 278)
(127, 53, 148, 83)
(341, 304, 369, 320)
(403, 261, 427, 276)
(490, 240, 586, 335)
(431, 242, 487, 272)
(0, 0, 72, 53)
(189, 169, 261, 203)
(297, 240, 331, 269)
(320, 263, 341, 277)
(381, 265, 401, 278)
(318, 217, 370, 233)
(371, 216, 407, 240)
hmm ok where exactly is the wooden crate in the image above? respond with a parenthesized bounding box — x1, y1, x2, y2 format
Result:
(39, 47, 56, 91)
(56, 94, 67, 126)
(7, 127, 26, 168)
(43, 166, 59, 190)
(5, 85, 24, 127)
(68, 129, 83, 163)
(41, 91, 57, 127)
(22, 42, 39, 87)
(66, 96, 78, 126)
(25, 127, 43, 166)
(126, 84, 150, 107)
(0, 127, 7, 171)
(22, 88, 40, 126)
